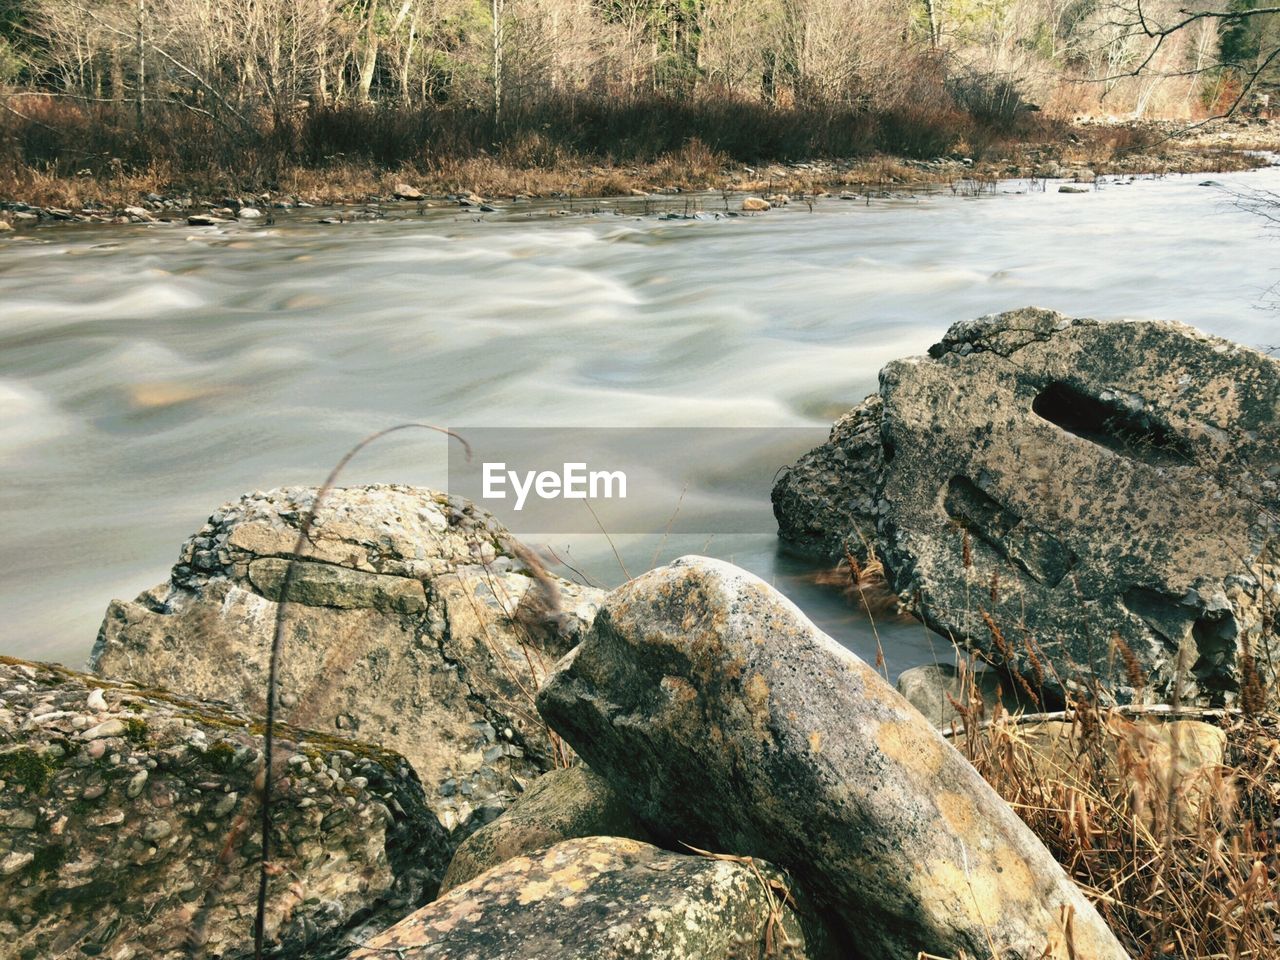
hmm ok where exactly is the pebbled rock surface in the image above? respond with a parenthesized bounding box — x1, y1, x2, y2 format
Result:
(348, 836, 829, 960)
(440, 763, 650, 893)
(92, 485, 604, 838)
(537, 556, 1129, 960)
(0, 656, 447, 960)
(775, 309, 1280, 705)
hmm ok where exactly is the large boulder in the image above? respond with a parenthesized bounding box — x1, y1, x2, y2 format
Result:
(774, 309, 1280, 706)
(0, 656, 446, 960)
(347, 836, 831, 959)
(440, 763, 650, 892)
(92, 486, 605, 838)
(536, 556, 1129, 960)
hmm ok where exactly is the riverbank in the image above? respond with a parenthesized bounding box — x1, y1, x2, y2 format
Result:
(2, 115, 1277, 230)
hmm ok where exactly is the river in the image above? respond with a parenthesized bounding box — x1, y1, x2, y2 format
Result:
(2, 165, 1277, 675)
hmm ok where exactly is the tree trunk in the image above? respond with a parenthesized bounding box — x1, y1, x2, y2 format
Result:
(316, 40, 330, 106)
(923, 0, 939, 48)
(491, 0, 503, 120)
(357, 0, 380, 101)
(136, 0, 146, 128)
(401, 15, 417, 102)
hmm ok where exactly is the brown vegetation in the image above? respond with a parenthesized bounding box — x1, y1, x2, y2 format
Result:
(955, 697, 1280, 960)
(2, 0, 1278, 211)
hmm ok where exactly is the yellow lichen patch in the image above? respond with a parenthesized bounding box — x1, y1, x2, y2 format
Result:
(517, 878, 556, 905)
(549, 865, 593, 893)
(808, 730, 823, 753)
(875, 720, 945, 777)
(600, 837, 646, 856)
(744, 673, 770, 714)
(922, 858, 1034, 943)
(425, 893, 487, 933)
(935, 791, 979, 836)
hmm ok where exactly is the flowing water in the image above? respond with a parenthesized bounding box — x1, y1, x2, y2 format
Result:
(2, 166, 1278, 676)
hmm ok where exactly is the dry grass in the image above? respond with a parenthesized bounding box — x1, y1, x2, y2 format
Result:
(4, 94, 1275, 212)
(946, 680, 1280, 959)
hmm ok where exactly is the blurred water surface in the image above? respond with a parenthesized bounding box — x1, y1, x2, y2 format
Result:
(1, 167, 1277, 673)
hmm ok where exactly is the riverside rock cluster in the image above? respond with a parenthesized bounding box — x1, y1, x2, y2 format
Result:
(4, 311, 1273, 957)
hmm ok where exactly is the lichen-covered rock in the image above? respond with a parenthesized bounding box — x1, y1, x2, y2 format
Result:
(348, 836, 829, 960)
(0, 656, 446, 960)
(775, 309, 1280, 706)
(91, 485, 605, 837)
(537, 556, 1129, 960)
(440, 764, 650, 893)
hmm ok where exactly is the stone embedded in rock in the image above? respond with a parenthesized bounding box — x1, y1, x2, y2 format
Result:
(537, 556, 1129, 960)
(91, 485, 605, 838)
(776, 309, 1280, 706)
(0, 656, 446, 960)
(440, 763, 650, 892)
(348, 836, 830, 960)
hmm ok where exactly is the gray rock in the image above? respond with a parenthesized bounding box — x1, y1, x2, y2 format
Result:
(776, 309, 1280, 706)
(536, 556, 1129, 960)
(896, 662, 1030, 728)
(348, 836, 831, 960)
(92, 485, 605, 838)
(1059, 185, 1090, 193)
(440, 764, 650, 893)
(0, 657, 446, 960)
(393, 184, 424, 201)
